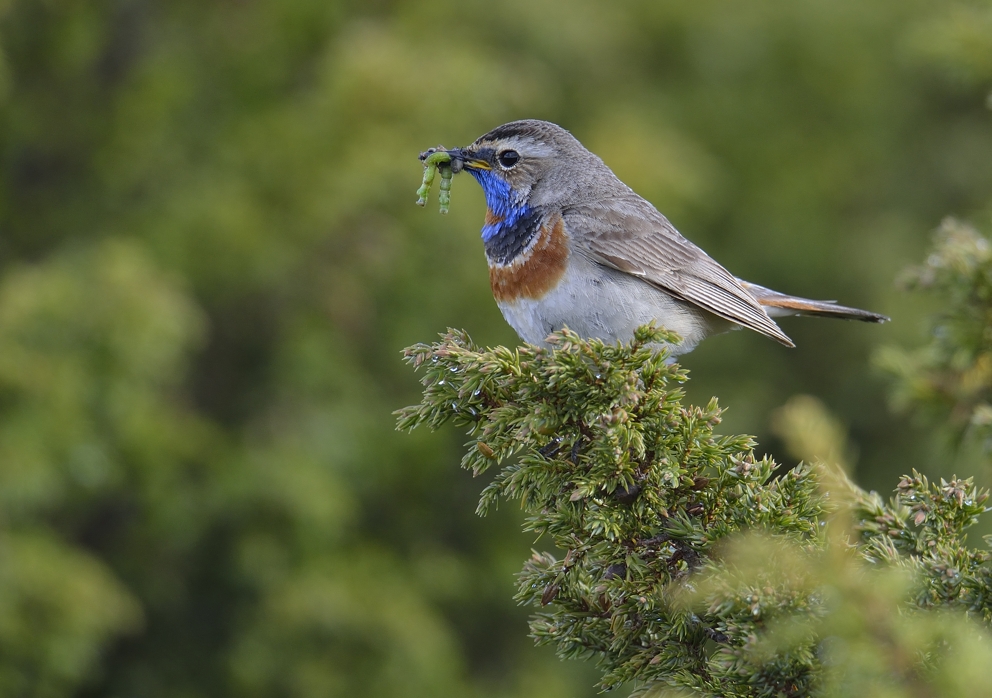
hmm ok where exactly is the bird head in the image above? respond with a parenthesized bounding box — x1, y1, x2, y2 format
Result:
(445, 120, 619, 220)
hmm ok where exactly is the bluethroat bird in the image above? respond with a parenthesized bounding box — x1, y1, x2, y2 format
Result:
(434, 119, 888, 357)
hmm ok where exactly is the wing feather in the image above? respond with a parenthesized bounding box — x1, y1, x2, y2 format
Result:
(563, 197, 795, 347)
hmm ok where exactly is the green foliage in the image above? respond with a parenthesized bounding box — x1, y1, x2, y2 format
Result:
(400, 321, 992, 697)
(855, 470, 992, 618)
(878, 220, 992, 453)
(399, 327, 827, 693)
(0, 532, 141, 698)
(0, 240, 208, 695)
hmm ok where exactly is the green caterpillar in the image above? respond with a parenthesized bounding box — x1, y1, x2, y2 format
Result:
(416, 149, 454, 214)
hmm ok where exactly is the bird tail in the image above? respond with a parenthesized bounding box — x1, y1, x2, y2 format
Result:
(739, 281, 889, 323)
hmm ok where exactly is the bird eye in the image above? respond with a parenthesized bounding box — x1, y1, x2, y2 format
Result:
(497, 150, 520, 169)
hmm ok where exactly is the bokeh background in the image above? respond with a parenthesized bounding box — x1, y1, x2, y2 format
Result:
(0, 1, 990, 696)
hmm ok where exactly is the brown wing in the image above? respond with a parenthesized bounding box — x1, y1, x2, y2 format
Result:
(563, 196, 795, 347)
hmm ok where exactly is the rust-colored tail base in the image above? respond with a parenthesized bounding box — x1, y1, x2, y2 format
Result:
(740, 281, 889, 323)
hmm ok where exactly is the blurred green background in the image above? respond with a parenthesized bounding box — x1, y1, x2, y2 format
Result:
(0, 0, 990, 696)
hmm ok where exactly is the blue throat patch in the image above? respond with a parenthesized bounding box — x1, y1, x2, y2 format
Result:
(469, 169, 541, 265)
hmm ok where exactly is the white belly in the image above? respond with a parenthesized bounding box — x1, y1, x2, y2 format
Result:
(496, 253, 727, 356)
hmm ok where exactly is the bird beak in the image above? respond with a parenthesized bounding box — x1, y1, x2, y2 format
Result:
(446, 148, 491, 171)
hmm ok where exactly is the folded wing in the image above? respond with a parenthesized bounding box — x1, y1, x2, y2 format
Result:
(564, 196, 796, 347)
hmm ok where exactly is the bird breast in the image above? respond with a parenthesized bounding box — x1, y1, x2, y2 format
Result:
(488, 212, 570, 303)
(492, 228, 720, 352)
